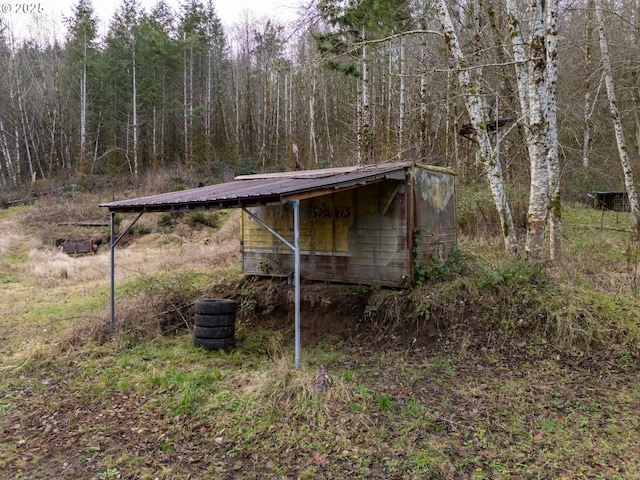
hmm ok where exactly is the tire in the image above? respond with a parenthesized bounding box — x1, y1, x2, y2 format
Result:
(194, 313, 236, 328)
(194, 299, 236, 315)
(194, 336, 234, 350)
(193, 325, 234, 339)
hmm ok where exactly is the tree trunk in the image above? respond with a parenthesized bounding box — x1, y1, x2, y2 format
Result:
(582, 0, 595, 170)
(0, 119, 16, 185)
(309, 69, 318, 166)
(16, 77, 35, 183)
(206, 43, 212, 161)
(132, 42, 138, 177)
(215, 65, 230, 151)
(386, 44, 392, 157)
(260, 62, 268, 169)
(79, 34, 88, 176)
(436, 0, 518, 254)
(359, 28, 371, 165)
(546, 0, 562, 260)
(595, 0, 640, 233)
(189, 45, 194, 164)
(183, 33, 189, 164)
(420, 38, 428, 162)
(524, 0, 549, 260)
(506, 0, 530, 131)
(10, 78, 21, 181)
(357, 76, 363, 165)
(398, 35, 405, 160)
(322, 76, 334, 164)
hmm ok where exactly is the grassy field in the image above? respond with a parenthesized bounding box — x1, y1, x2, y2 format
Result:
(1, 195, 640, 479)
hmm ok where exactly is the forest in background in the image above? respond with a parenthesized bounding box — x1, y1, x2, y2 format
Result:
(0, 0, 638, 202)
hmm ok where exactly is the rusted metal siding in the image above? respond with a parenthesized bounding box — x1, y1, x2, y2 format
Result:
(243, 179, 410, 286)
(412, 167, 457, 269)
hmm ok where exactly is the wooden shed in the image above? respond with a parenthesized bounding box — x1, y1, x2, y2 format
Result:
(101, 161, 456, 367)
(590, 191, 630, 212)
(240, 162, 456, 287)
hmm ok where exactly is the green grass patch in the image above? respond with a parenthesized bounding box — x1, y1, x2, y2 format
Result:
(0, 268, 20, 284)
(2, 201, 640, 479)
(26, 288, 108, 322)
(3, 331, 640, 479)
(0, 206, 25, 219)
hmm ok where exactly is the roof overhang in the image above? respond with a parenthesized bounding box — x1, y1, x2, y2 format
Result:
(99, 162, 428, 214)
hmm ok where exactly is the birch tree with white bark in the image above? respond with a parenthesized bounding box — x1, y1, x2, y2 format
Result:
(545, 0, 561, 259)
(0, 27, 16, 185)
(505, 0, 561, 259)
(435, 0, 519, 254)
(594, 0, 640, 234)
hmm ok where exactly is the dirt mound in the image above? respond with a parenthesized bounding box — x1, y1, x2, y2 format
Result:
(238, 278, 373, 345)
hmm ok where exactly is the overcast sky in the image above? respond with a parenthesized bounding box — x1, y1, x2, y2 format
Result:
(2, 0, 303, 40)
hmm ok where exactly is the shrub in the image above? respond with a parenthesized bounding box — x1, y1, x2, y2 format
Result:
(415, 246, 467, 284)
(186, 211, 219, 228)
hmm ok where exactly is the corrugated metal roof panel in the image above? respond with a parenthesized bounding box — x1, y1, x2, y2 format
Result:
(100, 162, 420, 212)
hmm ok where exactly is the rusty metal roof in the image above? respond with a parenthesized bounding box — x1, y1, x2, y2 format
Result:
(100, 161, 432, 213)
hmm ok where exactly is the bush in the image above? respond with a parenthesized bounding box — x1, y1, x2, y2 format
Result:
(237, 157, 257, 175)
(186, 211, 219, 228)
(415, 246, 467, 284)
(475, 258, 545, 289)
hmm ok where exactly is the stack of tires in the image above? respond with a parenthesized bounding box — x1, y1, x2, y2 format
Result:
(193, 298, 236, 350)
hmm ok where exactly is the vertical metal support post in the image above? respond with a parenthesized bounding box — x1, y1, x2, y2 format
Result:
(110, 211, 116, 335)
(244, 204, 302, 369)
(107, 211, 143, 337)
(293, 200, 301, 369)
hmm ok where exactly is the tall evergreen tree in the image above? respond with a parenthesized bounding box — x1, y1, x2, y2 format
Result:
(253, 20, 286, 168)
(136, 1, 180, 169)
(179, 0, 223, 164)
(103, 0, 143, 175)
(314, 0, 413, 164)
(63, 0, 99, 177)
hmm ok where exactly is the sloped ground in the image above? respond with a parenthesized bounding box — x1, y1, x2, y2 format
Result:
(1, 203, 640, 479)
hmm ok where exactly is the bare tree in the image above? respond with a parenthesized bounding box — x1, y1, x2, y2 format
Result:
(436, 0, 518, 254)
(397, 35, 405, 160)
(595, 0, 640, 233)
(582, 0, 596, 170)
(358, 29, 371, 165)
(546, 0, 561, 259)
(506, 0, 561, 260)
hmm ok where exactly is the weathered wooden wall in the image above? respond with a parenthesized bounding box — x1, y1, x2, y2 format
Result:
(242, 166, 455, 287)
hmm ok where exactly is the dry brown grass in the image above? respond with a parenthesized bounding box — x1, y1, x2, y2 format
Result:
(26, 247, 111, 283)
(0, 201, 244, 365)
(0, 232, 21, 258)
(0, 213, 35, 258)
(239, 354, 365, 428)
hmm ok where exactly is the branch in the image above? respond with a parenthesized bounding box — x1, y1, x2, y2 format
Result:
(359, 29, 443, 47)
(433, 57, 535, 73)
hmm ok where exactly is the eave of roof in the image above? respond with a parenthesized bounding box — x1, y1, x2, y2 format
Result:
(99, 162, 426, 213)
